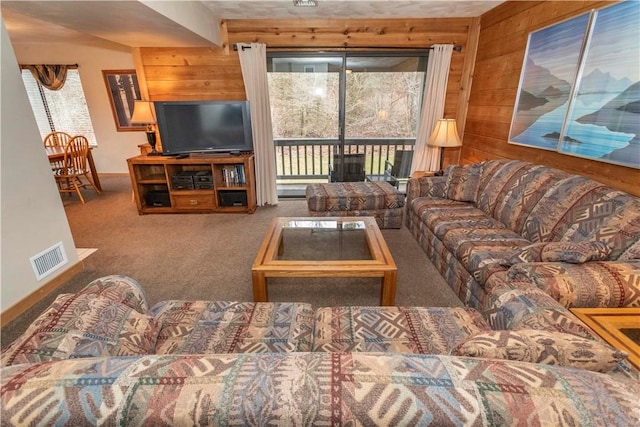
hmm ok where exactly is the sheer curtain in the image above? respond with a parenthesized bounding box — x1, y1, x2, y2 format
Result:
(237, 43, 278, 206)
(411, 44, 454, 172)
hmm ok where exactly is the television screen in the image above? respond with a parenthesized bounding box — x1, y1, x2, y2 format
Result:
(154, 101, 253, 155)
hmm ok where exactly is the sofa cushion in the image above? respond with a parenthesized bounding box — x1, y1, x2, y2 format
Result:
(502, 241, 613, 265)
(454, 329, 627, 373)
(444, 163, 483, 202)
(412, 198, 492, 236)
(507, 260, 640, 308)
(150, 301, 314, 354)
(527, 184, 640, 260)
(521, 175, 603, 243)
(312, 306, 491, 353)
(442, 228, 531, 278)
(1, 293, 159, 366)
(473, 261, 509, 286)
(475, 161, 563, 233)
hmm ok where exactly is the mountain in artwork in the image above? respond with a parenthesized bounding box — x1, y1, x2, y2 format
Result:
(521, 58, 572, 97)
(539, 86, 563, 97)
(516, 90, 548, 111)
(577, 80, 640, 131)
(578, 69, 634, 95)
(577, 80, 640, 161)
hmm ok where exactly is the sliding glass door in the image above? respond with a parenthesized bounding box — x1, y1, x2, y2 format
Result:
(268, 51, 428, 197)
(344, 54, 427, 184)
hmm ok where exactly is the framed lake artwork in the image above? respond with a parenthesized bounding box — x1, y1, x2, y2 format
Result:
(509, 1, 639, 169)
(102, 69, 144, 131)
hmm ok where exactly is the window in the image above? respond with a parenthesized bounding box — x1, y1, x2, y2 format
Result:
(21, 69, 97, 145)
(267, 51, 427, 196)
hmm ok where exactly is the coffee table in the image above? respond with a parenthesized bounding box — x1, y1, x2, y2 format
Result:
(252, 217, 397, 305)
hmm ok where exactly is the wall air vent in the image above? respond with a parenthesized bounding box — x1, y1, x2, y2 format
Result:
(30, 242, 68, 281)
(293, 0, 317, 6)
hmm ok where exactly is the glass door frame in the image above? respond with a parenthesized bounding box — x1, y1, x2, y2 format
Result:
(267, 49, 430, 188)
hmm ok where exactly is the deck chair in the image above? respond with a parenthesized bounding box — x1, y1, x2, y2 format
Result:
(55, 135, 101, 204)
(388, 150, 413, 179)
(329, 153, 366, 182)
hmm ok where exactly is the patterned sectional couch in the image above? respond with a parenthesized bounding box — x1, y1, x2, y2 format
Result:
(2, 275, 639, 425)
(406, 159, 640, 311)
(404, 160, 640, 370)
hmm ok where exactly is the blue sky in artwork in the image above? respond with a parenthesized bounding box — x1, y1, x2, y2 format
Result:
(527, 13, 589, 83)
(584, 1, 640, 81)
(525, 1, 639, 84)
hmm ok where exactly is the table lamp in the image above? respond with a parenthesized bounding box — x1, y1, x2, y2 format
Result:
(427, 118, 462, 175)
(131, 100, 160, 156)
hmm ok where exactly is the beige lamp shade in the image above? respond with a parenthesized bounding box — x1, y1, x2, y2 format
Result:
(130, 100, 156, 125)
(427, 118, 462, 148)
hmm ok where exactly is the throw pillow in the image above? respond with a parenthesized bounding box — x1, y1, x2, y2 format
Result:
(444, 163, 483, 203)
(501, 242, 547, 265)
(541, 241, 612, 263)
(501, 241, 612, 266)
(1, 293, 159, 366)
(454, 329, 627, 372)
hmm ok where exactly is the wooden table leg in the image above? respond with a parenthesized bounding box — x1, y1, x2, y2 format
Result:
(87, 149, 102, 192)
(380, 270, 397, 306)
(252, 271, 268, 302)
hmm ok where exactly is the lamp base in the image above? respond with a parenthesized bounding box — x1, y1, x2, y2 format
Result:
(434, 147, 446, 176)
(145, 131, 161, 156)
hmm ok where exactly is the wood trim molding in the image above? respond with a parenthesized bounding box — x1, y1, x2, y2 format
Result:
(131, 47, 149, 100)
(457, 17, 480, 153)
(453, 16, 481, 166)
(0, 261, 84, 325)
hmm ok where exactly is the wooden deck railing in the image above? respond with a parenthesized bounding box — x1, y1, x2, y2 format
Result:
(274, 137, 415, 180)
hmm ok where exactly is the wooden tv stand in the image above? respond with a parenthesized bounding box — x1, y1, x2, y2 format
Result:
(127, 154, 257, 214)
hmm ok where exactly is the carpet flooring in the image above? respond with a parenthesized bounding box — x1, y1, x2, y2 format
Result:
(1, 175, 461, 347)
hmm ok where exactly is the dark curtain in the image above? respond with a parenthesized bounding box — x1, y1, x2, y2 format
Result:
(26, 65, 68, 90)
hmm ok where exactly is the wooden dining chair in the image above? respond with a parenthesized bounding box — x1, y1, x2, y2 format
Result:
(43, 131, 72, 148)
(55, 135, 101, 204)
(45, 132, 72, 180)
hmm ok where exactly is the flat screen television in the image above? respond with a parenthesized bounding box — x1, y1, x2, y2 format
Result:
(154, 100, 253, 155)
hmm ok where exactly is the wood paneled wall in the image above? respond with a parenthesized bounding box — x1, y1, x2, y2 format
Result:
(137, 17, 477, 165)
(138, 46, 246, 101)
(465, 1, 639, 196)
(139, 18, 474, 106)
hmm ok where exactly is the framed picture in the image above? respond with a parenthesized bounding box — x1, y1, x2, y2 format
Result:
(102, 69, 144, 131)
(508, 1, 639, 169)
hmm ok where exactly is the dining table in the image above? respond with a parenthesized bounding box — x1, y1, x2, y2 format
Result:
(46, 146, 102, 192)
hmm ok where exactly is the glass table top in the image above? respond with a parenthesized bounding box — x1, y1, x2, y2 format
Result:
(277, 218, 372, 261)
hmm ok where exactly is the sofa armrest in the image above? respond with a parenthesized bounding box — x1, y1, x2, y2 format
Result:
(507, 260, 640, 308)
(482, 272, 597, 339)
(405, 175, 448, 207)
(3, 353, 638, 426)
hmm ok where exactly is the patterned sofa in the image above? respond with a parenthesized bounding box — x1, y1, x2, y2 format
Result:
(405, 159, 640, 311)
(2, 275, 639, 425)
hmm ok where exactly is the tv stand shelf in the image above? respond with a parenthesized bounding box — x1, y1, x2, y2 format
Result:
(127, 154, 257, 214)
